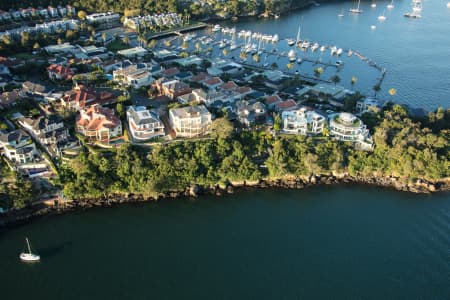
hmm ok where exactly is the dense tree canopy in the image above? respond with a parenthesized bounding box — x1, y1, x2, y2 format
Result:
(56, 105, 449, 201)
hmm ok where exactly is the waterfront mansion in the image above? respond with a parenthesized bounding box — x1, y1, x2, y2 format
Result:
(328, 112, 373, 150)
(169, 105, 212, 138)
(282, 107, 326, 135)
(126, 106, 165, 141)
(76, 105, 122, 142)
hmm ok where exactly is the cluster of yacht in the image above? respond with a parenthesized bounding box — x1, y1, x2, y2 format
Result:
(345, 0, 424, 29)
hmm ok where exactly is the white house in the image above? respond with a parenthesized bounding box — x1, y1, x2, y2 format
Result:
(18, 115, 68, 146)
(169, 105, 212, 138)
(328, 112, 373, 150)
(86, 12, 120, 27)
(117, 47, 148, 59)
(0, 130, 38, 164)
(127, 106, 165, 141)
(282, 107, 325, 135)
(113, 64, 154, 88)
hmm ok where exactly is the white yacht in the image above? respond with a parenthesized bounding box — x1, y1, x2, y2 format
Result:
(387, 0, 394, 9)
(19, 238, 40, 262)
(301, 40, 310, 49)
(212, 24, 221, 32)
(349, 0, 363, 13)
(347, 49, 353, 57)
(288, 49, 297, 62)
(338, 9, 345, 17)
(447, 2, 450, 8)
(310, 43, 319, 52)
(336, 48, 343, 56)
(320, 45, 326, 52)
(404, 0, 422, 18)
(378, 10, 386, 21)
(371, 25, 377, 30)
(272, 34, 279, 43)
(297, 58, 303, 64)
(287, 38, 296, 46)
(371, 2, 377, 8)
(330, 46, 337, 55)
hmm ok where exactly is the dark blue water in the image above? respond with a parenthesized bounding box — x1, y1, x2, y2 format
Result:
(0, 186, 449, 299)
(205, 0, 450, 111)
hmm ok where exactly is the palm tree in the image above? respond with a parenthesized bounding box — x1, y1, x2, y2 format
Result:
(314, 67, 324, 77)
(286, 62, 294, 71)
(182, 41, 188, 49)
(163, 39, 172, 47)
(240, 51, 247, 61)
(147, 39, 157, 49)
(253, 53, 260, 63)
(122, 35, 130, 46)
(137, 34, 146, 48)
(331, 74, 341, 86)
(373, 83, 381, 98)
(195, 42, 201, 53)
(101, 32, 107, 46)
(351, 76, 357, 86)
(222, 48, 229, 56)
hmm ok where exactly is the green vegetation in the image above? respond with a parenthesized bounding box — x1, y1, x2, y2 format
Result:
(56, 105, 449, 201)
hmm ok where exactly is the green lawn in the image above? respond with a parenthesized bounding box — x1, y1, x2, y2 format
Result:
(107, 41, 130, 52)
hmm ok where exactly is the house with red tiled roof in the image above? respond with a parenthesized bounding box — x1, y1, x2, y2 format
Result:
(61, 84, 96, 110)
(76, 105, 122, 141)
(203, 77, 223, 90)
(275, 99, 297, 112)
(218, 81, 239, 92)
(47, 64, 74, 81)
(161, 67, 180, 78)
(153, 78, 191, 100)
(265, 94, 283, 110)
(61, 84, 117, 111)
(189, 72, 210, 84)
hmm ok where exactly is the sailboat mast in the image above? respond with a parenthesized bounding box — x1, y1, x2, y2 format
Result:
(26, 238, 31, 254)
(296, 25, 301, 43)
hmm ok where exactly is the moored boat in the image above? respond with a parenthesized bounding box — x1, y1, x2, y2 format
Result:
(19, 238, 40, 262)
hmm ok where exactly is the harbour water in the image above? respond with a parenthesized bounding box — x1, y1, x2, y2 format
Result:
(0, 186, 449, 299)
(189, 0, 450, 111)
(1, 2, 450, 299)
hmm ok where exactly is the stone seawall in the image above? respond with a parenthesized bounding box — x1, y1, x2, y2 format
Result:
(1, 175, 448, 228)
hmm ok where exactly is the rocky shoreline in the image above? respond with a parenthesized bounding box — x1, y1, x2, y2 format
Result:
(0, 175, 448, 228)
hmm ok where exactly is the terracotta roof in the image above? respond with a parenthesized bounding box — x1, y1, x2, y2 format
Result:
(276, 99, 297, 110)
(203, 77, 222, 86)
(161, 67, 180, 77)
(47, 64, 74, 79)
(265, 94, 282, 105)
(190, 72, 210, 83)
(76, 105, 121, 132)
(236, 86, 252, 94)
(219, 81, 238, 91)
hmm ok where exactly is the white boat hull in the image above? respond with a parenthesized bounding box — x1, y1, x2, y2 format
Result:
(20, 253, 40, 262)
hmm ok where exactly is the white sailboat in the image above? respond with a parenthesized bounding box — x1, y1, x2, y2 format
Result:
(338, 9, 345, 17)
(387, 0, 394, 9)
(349, 0, 363, 13)
(404, 0, 422, 18)
(378, 10, 387, 21)
(19, 237, 40, 262)
(371, 2, 377, 8)
(447, 2, 450, 8)
(288, 49, 297, 62)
